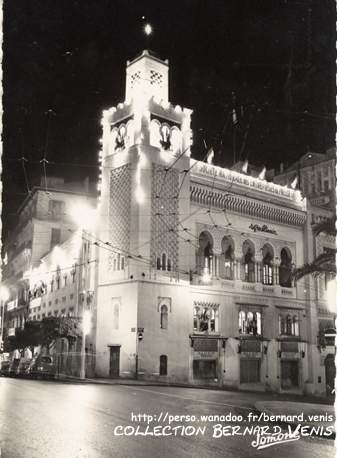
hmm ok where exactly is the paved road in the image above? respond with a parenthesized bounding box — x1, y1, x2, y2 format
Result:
(0, 378, 334, 458)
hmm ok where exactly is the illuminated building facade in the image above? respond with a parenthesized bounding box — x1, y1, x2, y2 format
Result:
(93, 50, 332, 395)
(2, 177, 95, 348)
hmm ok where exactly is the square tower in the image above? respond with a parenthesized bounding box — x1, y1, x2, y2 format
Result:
(125, 50, 169, 103)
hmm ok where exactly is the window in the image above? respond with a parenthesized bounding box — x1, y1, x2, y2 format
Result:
(159, 355, 167, 375)
(279, 248, 292, 287)
(56, 276, 60, 289)
(48, 200, 65, 219)
(48, 301, 52, 307)
(112, 302, 119, 330)
(50, 228, 61, 249)
(242, 241, 255, 282)
(160, 305, 168, 329)
(70, 294, 74, 300)
(63, 275, 67, 287)
(193, 305, 218, 333)
(50, 279, 54, 292)
(62, 296, 66, 302)
(197, 231, 214, 276)
(221, 237, 234, 280)
(279, 313, 299, 336)
(156, 253, 172, 272)
(239, 310, 262, 336)
(71, 266, 76, 283)
(262, 245, 274, 285)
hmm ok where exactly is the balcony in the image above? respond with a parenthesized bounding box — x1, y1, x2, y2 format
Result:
(190, 274, 296, 299)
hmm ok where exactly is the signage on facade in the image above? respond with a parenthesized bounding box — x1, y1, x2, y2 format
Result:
(194, 351, 217, 359)
(6, 300, 17, 311)
(8, 328, 15, 337)
(249, 223, 277, 235)
(193, 338, 218, 352)
(281, 352, 299, 359)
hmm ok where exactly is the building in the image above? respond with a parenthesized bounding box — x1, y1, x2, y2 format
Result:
(2, 176, 96, 348)
(93, 50, 331, 395)
(274, 150, 336, 392)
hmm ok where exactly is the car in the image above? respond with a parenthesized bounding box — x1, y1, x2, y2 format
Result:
(8, 358, 20, 377)
(0, 360, 10, 376)
(16, 358, 32, 378)
(31, 355, 56, 379)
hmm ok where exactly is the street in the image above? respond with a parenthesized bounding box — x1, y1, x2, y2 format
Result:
(0, 378, 335, 458)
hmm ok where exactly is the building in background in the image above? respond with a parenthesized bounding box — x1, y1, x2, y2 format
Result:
(1, 177, 96, 348)
(93, 50, 333, 395)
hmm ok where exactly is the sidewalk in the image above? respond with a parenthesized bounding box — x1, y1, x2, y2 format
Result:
(57, 375, 334, 403)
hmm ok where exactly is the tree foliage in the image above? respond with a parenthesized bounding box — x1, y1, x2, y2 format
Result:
(4, 317, 81, 352)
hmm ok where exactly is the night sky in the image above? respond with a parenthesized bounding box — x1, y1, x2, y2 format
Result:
(3, 0, 336, 236)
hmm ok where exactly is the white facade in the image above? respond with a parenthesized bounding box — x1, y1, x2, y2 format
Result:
(93, 51, 331, 395)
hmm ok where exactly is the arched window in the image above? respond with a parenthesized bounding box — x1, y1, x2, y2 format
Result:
(159, 355, 168, 375)
(292, 316, 299, 336)
(113, 303, 119, 330)
(239, 311, 246, 334)
(193, 305, 218, 333)
(160, 304, 168, 329)
(197, 231, 214, 276)
(242, 241, 255, 282)
(286, 315, 292, 335)
(162, 253, 167, 271)
(167, 258, 171, 272)
(239, 310, 261, 335)
(221, 237, 234, 280)
(262, 244, 274, 285)
(156, 257, 161, 270)
(279, 248, 292, 287)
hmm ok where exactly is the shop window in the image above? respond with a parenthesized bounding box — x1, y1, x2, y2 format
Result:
(160, 304, 168, 329)
(193, 305, 218, 333)
(239, 310, 261, 336)
(279, 314, 299, 336)
(279, 248, 292, 287)
(193, 360, 216, 379)
(159, 355, 168, 375)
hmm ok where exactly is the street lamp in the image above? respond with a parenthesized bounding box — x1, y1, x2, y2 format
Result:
(69, 202, 97, 380)
(0, 286, 10, 349)
(80, 308, 91, 380)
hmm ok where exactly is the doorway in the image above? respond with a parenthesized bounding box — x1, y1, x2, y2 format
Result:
(325, 354, 336, 395)
(109, 346, 120, 378)
(281, 360, 299, 388)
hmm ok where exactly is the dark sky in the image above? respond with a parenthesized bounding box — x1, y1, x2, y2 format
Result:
(2, 0, 336, 235)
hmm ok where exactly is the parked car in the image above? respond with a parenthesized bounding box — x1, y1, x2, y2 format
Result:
(16, 358, 32, 378)
(8, 358, 20, 377)
(0, 360, 10, 376)
(31, 356, 56, 379)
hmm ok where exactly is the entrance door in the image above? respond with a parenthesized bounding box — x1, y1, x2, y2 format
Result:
(109, 346, 120, 378)
(240, 359, 260, 383)
(281, 360, 298, 388)
(325, 355, 336, 395)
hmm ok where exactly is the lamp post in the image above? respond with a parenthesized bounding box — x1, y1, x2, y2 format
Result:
(69, 203, 97, 380)
(0, 286, 10, 352)
(80, 307, 91, 380)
